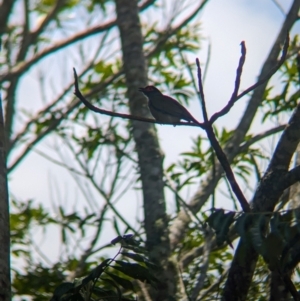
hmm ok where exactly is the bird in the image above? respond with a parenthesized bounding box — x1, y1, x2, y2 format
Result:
(139, 86, 200, 125)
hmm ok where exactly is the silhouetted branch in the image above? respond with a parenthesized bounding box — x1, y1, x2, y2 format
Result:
(210, 35, 289, 124)
(210, 42, 246, 124)
(0, 0, 156, 83)
(196, 60, 251, 212)
(279, 165, 300, 191)
(282, 273, 300, 301)
(73, 68, 205, 128)
(196, 58, 208, 123)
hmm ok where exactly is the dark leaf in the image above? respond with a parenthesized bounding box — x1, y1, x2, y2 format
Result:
(105, 271, 135, 291)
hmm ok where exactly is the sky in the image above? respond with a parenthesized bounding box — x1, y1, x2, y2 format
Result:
(7, 0, 300, 266)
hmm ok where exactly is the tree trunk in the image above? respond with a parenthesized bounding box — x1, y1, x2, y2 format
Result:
(115, 1, 177, 299)
(0, 95, 11, 301)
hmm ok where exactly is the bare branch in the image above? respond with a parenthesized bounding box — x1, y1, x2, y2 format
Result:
(73, 68, 205, 128)
(146, 0, 209, 58)
(62, 136, 140, 237)
(210, 36, 288, 125)
(196, 58, 208, 123)
(196, 61, 250, 212)
(271, 0, 286, 15)
(0, 22, 115, 83)
(235, 34, 289, 102)
(238, 124, 286, 153)
(0, 0, 156, 83)
(210, 41, 247, 124)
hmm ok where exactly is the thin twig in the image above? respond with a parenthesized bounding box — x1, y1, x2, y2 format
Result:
(271, 0, 286, 15)
(0, 0, 156, 83)
(209, 41, 246, 124)
(238, 124, 286, 153)
(203, 39, 211, 84)
(196, 58, 208, 123)
(210, 35, 289, 124)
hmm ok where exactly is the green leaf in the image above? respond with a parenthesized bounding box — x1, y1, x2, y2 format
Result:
(101, 278, 122, 299)
(112, 261, 158, 285)
(51, 282, 74, 299)
(121, 252, 146, 263)
(105, 271, 134, 291)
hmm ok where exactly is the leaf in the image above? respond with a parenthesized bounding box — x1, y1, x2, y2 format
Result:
(249, 214, 266, 253)
(101, 278, 122, 299)
(261, 232, 284, 271)
(111, 235, 123, 245)
(113, 217, 121, 237)
(207, 210, 235, 246)
(121, 252, 146, 263)
(105, 271, 134, 291)
(51, 282, 74, 300)
(112, 261, 158, 285)
(215, 212, 235, 246)
(90, 287, 119, 300)
(207, 209, 225, 230)
(89, 258, 112, 280)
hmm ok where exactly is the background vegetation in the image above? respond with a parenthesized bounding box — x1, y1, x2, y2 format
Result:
(1, 0, 300, 300)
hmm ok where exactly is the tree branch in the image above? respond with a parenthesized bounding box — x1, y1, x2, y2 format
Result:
(0, 0, 156, 83)
(278, 165, 300, 191)
(0, 0, 15, 36)
(196, 59, 250, 212)
(73, 68, 205, 128)
(238, 124, 286, 153)
(210, 36, 288, 124)
(146, 0, 209, 58)
(169, 0, 300, 252)
(267, 102, 300, 173)
(209, 41, 246, 124)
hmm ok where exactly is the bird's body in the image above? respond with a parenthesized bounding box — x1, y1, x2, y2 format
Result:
(139, 86, 200, 125)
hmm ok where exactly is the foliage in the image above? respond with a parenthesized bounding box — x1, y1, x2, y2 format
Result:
(49, 235, 157, 301)
(2, 0, 300, 301)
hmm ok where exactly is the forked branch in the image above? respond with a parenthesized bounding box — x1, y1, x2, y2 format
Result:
(196, 59, 251, 212)
(210, 35, 289, 124)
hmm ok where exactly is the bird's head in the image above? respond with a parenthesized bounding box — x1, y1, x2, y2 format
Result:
(138, 86, 162, 97)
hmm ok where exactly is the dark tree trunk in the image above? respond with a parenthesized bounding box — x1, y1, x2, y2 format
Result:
(115, 1, 177, 299)
(0, 96, 10, 301)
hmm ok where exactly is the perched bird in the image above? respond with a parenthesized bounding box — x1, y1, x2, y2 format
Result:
(139, 86, 200, 125)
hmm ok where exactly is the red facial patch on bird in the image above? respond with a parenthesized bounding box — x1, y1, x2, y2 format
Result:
(144, 86, 155, 91)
